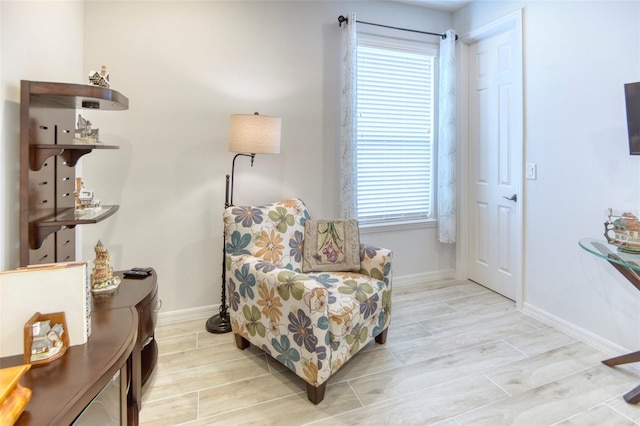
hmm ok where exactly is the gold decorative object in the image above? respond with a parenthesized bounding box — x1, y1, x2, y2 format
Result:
(91, 240, 121, 293)
(604, 208, 640, 253)
(0, 364, 32, 424)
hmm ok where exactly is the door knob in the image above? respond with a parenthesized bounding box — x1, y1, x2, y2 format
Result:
(503, 194, 517, 202)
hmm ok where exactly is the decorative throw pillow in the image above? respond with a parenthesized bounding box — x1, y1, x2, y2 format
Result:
(302, 219, 360, 272)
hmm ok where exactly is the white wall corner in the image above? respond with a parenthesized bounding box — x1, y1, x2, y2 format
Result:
(522, 301, 635, 364)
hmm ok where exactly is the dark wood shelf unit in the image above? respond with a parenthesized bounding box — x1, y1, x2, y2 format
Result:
(20, 80, 129, 266)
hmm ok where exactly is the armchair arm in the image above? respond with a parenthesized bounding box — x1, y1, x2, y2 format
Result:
(226, 254, 333, 386)
(359, 244, 393, 285)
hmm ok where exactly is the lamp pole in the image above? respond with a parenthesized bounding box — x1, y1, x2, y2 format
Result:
(205, 153, 254, 334)
(205, 111, 280, 334)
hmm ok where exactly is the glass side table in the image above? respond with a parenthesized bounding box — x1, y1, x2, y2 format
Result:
(579, 238, 640, 403)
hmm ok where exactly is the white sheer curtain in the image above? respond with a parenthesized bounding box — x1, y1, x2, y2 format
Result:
(437, 29, 457, 243)
(340, 12, 357, 219)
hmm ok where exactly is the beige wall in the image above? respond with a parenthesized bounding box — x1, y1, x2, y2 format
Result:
(4, 0, 640, 355)
(1, 1, 456, 317)
(1, 1, 84, 270)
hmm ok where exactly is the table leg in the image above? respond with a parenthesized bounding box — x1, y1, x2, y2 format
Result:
(588, 242, 640, 404)
(602, 350, 640, 367)
(601, 351, 640, 404)
(623, 384, 640, 404)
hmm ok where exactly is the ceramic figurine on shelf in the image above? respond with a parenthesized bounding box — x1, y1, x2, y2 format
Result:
(88, 65, 110, 88)
(91, 240, 121, 293)
(74, 177, 101, 211)
(74, 114, 100, 144)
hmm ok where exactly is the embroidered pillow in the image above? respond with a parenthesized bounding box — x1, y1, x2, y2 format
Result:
(302, 219, 360, 272)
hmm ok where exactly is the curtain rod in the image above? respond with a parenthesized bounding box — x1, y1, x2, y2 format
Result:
(337, 15, 457, 40)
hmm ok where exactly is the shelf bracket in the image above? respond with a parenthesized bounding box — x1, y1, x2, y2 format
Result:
(29, 147, 94, 171)
(29, 146, 64, 171)
(29, 224, 62, 250)
(61, 148, 93, 167)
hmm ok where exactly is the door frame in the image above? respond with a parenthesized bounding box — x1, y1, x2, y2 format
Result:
(456, 9, 524, 309)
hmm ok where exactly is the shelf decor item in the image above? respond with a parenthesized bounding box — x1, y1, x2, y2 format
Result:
(88, 65, 110, 88)
(23, 311, 69, 366)
(205, 112, 281, 334)
(75, 114, 100, 144)
(604, 208, 640, 253)
(74, 177, 101, 211)
(91, 240, 121, 293)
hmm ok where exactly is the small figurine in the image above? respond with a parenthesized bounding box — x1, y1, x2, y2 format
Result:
(91, 240, 121, 293)
(88, 65, 110, 88)
(74, 177, 100, 212)
(30, 320, 65, 362)
(604, 208, 640, 252)
(74, 114, 100, 144)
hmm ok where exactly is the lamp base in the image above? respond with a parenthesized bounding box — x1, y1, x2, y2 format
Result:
(205, 313, 232, 334)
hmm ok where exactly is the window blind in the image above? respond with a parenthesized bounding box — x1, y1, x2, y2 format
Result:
(356, 42, 435, 224)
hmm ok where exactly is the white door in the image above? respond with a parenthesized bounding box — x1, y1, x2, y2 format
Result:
(466, 15, 523, 301)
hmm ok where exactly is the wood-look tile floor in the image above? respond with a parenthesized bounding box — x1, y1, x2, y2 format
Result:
(139, 279, 640, 425)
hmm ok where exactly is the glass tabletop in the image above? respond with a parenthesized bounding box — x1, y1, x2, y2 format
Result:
(579, 237, 640, 272)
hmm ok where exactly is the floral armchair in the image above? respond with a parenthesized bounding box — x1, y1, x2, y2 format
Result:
(223, 198, 392, 404)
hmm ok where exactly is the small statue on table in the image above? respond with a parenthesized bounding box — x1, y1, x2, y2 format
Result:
(604, 208, 640, 253)
(91, 240, 121, 293)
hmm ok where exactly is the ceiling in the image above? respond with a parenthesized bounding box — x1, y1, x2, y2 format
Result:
(392, 0, 473, 12)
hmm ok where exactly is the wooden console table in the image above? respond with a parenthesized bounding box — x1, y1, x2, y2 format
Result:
(0, 269, 159, 424)
(0, 307, 137, 424)
(93, 270, 159, 411)
(579, 238, 640, 404)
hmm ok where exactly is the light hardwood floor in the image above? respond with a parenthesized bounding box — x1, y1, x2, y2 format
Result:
(139, 279, 640, 425)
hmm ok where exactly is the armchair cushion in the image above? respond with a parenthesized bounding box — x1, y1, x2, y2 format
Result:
(302, 219, 360, 272)
(223, 198, 392, 404)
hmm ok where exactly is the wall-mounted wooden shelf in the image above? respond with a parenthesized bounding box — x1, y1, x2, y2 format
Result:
(29, 144, 119, 171)
(29, 205, 120, 250)
(20, 80, 129, 266)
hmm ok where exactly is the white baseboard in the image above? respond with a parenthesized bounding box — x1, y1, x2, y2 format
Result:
(393, 269, 455, 287)
(522, 302, 634, 362)
(158, 305, 214, 326)
(158, 269, 455, 325)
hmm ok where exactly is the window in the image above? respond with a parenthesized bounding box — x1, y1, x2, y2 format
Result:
(356, 35, 437, 225)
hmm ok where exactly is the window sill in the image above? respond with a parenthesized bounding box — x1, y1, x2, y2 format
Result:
(359, 218, 437, 234)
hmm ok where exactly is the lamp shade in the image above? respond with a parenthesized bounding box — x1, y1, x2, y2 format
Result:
(229, 113, 281, 154)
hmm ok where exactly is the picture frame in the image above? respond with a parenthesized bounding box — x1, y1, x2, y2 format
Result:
(23, 312, 69, 366)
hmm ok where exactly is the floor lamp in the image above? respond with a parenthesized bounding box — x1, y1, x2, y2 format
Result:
(206, 112, 282, 334)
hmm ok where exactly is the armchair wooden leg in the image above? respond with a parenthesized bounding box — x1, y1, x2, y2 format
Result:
(234, 333, 250, 350)
(375, 328, 388, 345)
(306, 382, 326, 404)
